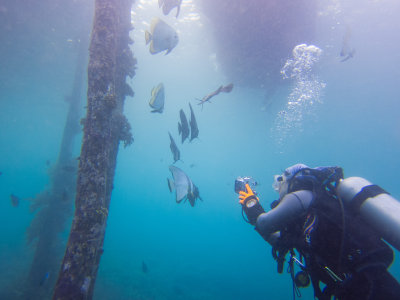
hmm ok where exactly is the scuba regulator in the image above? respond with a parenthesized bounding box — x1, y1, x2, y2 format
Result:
(235, 177, 265, 225)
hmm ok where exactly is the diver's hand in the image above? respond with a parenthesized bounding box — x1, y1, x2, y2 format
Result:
(239, 184, 264, 225)
(238, 184, 259, 205)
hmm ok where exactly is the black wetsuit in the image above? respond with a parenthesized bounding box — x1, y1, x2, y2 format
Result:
(255, 190, 400, 300)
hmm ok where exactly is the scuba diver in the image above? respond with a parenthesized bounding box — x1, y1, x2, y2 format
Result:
(235, 164, 400, 300)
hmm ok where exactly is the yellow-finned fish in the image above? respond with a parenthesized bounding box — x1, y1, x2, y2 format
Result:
(149, 83, 165, 113)
(145, 18, 179, 55)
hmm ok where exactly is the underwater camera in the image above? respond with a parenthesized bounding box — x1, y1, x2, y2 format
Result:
(235, 176, 263, 225)
(234, 176, 258, 194)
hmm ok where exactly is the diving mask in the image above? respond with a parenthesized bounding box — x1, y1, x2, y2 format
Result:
(272, 175, 284, 192)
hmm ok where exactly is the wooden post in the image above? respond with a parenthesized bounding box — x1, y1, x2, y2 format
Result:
(52, 0, 135, 298)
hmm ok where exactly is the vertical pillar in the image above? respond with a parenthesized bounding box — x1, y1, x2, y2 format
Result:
(52, 0, 135, 299)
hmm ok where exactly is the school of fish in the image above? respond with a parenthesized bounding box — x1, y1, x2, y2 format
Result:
(143, 1, 234, 207)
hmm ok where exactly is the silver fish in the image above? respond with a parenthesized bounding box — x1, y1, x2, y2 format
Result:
(188, 103, 199, 141)
(187, 184, 201, 207)
(145, 18, 179, 55)
(168, 165, 202, 206)
(178, 109, 189, 143)
(158, 0, 182, 18)
(149, 83, 165, 113)
(340, 26, 355, 62)
(168, 132, 180, 163)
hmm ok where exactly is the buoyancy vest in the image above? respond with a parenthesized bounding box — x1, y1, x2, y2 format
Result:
(304, 193, 393, 299)
(275, 166, 394, 299)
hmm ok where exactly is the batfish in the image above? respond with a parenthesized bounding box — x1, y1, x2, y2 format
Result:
(178, 109, 189, 143)
(168, 165, 202, 206)
(149, 83, 165, 113)
(188, 103, 199, 141)
(340, 26, 355, 62)
(168, 132, 180, 163)
(145, 18, 179, 55)
(158, 0, 182, 18)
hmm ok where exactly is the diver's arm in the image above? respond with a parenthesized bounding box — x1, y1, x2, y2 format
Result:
(255, 190, 314, 246)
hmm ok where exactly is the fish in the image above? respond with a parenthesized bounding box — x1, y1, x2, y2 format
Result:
(39, 271, 50, 286)
(168, 165, 190, 203)
(158, 0, 182, 18)
(168, 132, 180, 163)
(187, 182, 202, 207)
(167, 178, 175, 193)
(178, 109, 190, 143)
(10, 194, 20, 207)
(168, 165, 202, 206)
(145, 18, 179, 55)
(197, 83, 234, 108)
(142, 261, 148, 274)
(188, 103, 199, 141)
(340, 26, 355, 62)
(340, 49, 355, 62)
(0, 171, 2, 176)
(149, 83, 165, 113)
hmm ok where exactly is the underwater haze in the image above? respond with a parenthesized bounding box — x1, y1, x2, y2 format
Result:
(1, 0, 400, 299)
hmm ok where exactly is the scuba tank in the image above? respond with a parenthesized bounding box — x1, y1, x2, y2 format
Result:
(337, 177, 400, 251)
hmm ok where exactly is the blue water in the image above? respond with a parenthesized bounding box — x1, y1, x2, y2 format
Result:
(1, 0, 400, 299)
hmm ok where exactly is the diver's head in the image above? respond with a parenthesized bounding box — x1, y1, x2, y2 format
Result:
(273, 163, 309, 199)
(272, 174, 288, 199)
